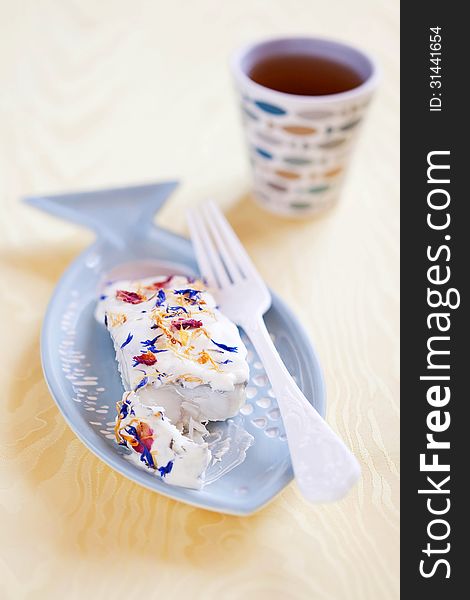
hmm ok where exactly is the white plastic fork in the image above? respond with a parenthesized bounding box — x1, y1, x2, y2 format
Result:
(187, 201, 360, 503)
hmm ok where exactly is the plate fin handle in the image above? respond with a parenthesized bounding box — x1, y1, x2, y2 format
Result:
(23, 181, 178, 248)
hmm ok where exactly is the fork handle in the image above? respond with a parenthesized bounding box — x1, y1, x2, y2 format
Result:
(242, 317, 361, 503)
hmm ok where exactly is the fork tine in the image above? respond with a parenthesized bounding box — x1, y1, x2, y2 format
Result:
(187, 209, 230, 289)
(186, 210, 218, 289)
(201, 203, 243, 283)
(206, 201, 262, 282)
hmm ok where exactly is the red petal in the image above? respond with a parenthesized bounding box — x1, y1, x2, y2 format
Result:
(147, 275, 173, 290)
(133, 352, 157, 366)
(138, 422, 154, 451)
(116, 290, 145, 304)
(131, 422, 154, 453)
(171, 318, 203, 330)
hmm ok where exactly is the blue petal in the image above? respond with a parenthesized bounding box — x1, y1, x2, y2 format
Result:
(173, 288, 201, 299)
(120, 332, 133, 348)
(134, 376, 148, 391)
(145, 346, 167, 354)
(211, 339, 238, 353)
(155, 289, 166, 307)
(125, 425, 138, 437)
(158, 460, 174, 477)
(140, 446, 155, 469)
(142, 336, 160, 347)
(167, 305, 188, 314)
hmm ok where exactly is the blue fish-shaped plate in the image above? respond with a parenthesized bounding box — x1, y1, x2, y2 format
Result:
(26, 182, 325, 515)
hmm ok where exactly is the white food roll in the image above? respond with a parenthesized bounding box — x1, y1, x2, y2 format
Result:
(96, 274, 249, 426)
(115, 391, 211, 489)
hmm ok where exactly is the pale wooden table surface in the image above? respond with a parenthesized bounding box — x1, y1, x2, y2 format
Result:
(0, 1, 399, 599)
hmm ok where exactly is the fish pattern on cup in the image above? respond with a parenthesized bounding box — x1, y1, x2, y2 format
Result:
(239, 94, 372, 215)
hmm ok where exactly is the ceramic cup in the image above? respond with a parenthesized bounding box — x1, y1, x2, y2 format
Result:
(231, 37, 379, 217)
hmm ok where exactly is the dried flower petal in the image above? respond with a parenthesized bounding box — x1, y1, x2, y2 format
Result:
(120, 332, 133, 348)
(134, 376, 149, 391)
(211, 339, 238, 352)
(147, 275, 173, 290)
(133, 351, 157, 366)
(171, 318, 203, 330)
(155, 289, 166, 307)
(141, 336, 167, 354)
(136, 421, 154, 452)
(141, 335, 161, 347)
(140, 445, 155, 468)
(173, 288, 201, 300)
(158, 460, 173, 477)
(166, 305, 188, 315)
(116, 289, 145, 304)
